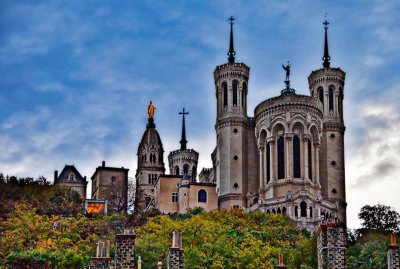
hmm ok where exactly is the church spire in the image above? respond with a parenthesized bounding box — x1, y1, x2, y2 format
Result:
(227, 16, 236, 64)
(179, 108, 189, 150)
(322, 18, 331, 68)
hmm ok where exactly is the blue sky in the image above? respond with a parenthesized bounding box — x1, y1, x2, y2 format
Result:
(1, 1, 399, 228)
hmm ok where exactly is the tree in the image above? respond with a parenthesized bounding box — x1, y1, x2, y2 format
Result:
(358, 204, 400, 233)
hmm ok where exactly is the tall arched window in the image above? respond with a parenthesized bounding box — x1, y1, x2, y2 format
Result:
(198, 189, 207, 203)
(242, 82, 247, 108)
(293, 135, 301, 178)
(318, 87, 324, 107)
(222, 82, 228, 107)
(277, 136, 285, 179)
(175, 166, 180, 176)
(183, 165, 189, 176)
(232, 80, 238, 106)
(300, 201, 307, 217)
(192, 166, 197, 181)
(329, 87, 334, 112)
(266, 142, 271, 183)
(308, 139, 312, 180)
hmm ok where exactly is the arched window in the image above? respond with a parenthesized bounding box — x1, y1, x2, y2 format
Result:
(175, 166, 180, 176)
(222, 82, 228, 107)
(329, 87, 334, 112)
(277, 136, 285, 179)
(293, 135, 301, 178)
(198, 189, 207, 203)
(242, 82, 247, 108)
(318, 87, 324, 107)
(266, 142, 271, 183)
(232, 80, 238, 106)
(300, 201, 307, 217)
(192, 166, 197, 181)
(277, 208, 282, 214)
(282, 207, 287, 215)
(309, 207, 313, 218)
(183, 165, 189, 176)
(69, 173, 75, 181)
(295, 206, 298, 217)
(308, 139, 312, 180)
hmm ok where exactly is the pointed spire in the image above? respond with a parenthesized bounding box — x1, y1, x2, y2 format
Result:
(227, 16, 236, 64)
(322, 18, 331, 68)
(179, 108, 189, 150)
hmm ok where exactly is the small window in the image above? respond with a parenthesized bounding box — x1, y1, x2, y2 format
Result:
(233, 128, 238, 134)
(332, 188, 337, 194)
(233, 205, 240, 209)
(300, 201, 307, 217)
(233, 183, 239, 189)
(172, 192, 178, 203)
(233, 155, 238, 161)
(222, 82, 228, 108)
(331, 161, 336, 166)
(183, 165, 189, 176)
(175, 166, 180, 176)
(176, 183, 180, 188)
(198, 189, 207, 203)
(330, 133, 336, 139)
(232, 80, 238, 106)
(69, 173, 75, 181)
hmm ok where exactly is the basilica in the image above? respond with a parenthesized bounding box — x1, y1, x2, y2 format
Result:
(135, 19, 346, 232)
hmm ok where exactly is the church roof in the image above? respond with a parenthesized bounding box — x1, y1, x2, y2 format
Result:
(137, 118, 164, 152)
(54, 165, 87, 184)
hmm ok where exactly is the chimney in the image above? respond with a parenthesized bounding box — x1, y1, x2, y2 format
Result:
(102, 161, 105, 167)
(54, 170, 58, 181)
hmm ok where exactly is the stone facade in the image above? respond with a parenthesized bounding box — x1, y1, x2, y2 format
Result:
(91, 161, 129, 213)
(316, 221, 346, 269)
(54, 165, 87, 199)
(115, 229, 136, 269)
(153, 175, 218, 214)
(388, 234, 400, 269)
(168, 149, 198, 180)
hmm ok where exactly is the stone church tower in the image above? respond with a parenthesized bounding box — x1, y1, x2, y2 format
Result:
(168, 108, 199, 181)
(308, 20, 346, 224)
(135, 102, 165, 212)
(213, 17, 259, 209)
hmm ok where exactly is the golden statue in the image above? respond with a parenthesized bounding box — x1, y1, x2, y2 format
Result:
(148, 101, 155, 119)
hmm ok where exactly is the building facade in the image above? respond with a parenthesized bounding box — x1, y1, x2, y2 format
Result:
(135, 19, 346, 231)
(54, 165, 88, 200)
(91, 161, 129, 213)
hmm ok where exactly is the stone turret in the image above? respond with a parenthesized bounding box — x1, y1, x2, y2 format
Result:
(213, 17, 258, 209)
(308, 20, 346, 225)
(135, 102, 166, 212)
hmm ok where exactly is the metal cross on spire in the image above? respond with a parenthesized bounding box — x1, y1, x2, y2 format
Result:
(322, 13, 331, 68)
(179, 108, 189, 150)
(227, 16, 236, 64)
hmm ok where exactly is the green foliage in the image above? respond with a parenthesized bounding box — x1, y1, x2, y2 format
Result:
(0, 204, 126, 269)
(135, 210, 317, 268)
(346, 230, 397, 268)
(358, 204, 400, 233)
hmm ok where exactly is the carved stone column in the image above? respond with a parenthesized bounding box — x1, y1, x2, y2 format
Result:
(314, 140, 321, 186)
(258, 145, 265, 192)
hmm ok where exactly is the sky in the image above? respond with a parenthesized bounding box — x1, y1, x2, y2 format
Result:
(1, 0, 399, 229)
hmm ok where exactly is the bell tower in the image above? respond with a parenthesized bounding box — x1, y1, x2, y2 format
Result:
(214, 17, 253, 209)
(308, 20, 346, 224)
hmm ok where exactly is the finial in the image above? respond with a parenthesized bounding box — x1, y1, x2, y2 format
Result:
(179, 108, 189, 150)
(322, 13, 331, 68)
(227, 16, 236, 64)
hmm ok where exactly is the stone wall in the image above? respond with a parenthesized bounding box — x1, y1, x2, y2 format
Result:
(115, 229, 136, 269)
(317, 221, 346, 269)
